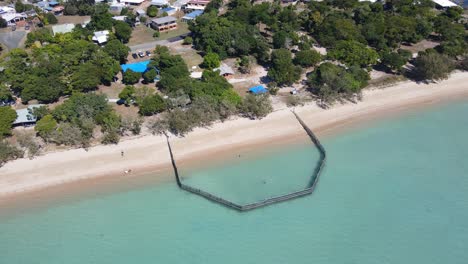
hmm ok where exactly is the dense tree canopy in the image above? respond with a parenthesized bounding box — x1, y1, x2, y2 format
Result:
(328, 40, 379, 67)
(0, 107, 17, 138)
(412, 51, 454, 81)
(308, 62, 369, 103)
(267, 49, 301, 86)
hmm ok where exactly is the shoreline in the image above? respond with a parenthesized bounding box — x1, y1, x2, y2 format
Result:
(1, 71, 468, 202)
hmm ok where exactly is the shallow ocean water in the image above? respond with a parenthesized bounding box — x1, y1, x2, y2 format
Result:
(1, 101, 468, 264)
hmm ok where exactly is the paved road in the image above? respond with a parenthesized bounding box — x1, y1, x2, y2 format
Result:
(128, 33, 190, 52)
(0, 31, 26, 50)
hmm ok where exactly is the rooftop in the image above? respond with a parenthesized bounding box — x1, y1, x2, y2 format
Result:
(214, 63, 234, 76)
(152, 16, 177, 25)
(432, 0, 457, 7)
(13, 105, 43, 125)
(183, 10, 203, 19)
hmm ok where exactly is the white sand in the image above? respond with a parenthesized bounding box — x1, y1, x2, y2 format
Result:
(1, 72, 468, 197)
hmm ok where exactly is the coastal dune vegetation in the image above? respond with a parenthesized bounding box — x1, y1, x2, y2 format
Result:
(1, 0, 468, 167)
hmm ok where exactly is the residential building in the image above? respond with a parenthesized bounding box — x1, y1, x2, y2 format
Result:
(214, 63, 234, 79)
(0, 6, 26, 26)
(150, 16, 177, 32)
(184, 0, 210, 11)
(92, 30, 110, 44)
(13, 105, 43, 127)
(151, 0, 169, 7)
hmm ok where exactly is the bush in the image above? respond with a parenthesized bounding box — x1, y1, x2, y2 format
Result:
(16, 131, 41, 159)
(286, 95, 303, 107)
(412, 52, 454, 81)
(35, 114, 57, 140)
(123, 69, 142, 84)
(138, 94, 166, 116)
(293, 49, 322, 67)
(201, 52, 220, 70)
(102, 131, 120, 144)
(49, 123, 86, 147)
(0, 140, 23, 167)
(153, 31, 160, 38)
(241, 94, 273, 119)
(183, 36, 193, 45)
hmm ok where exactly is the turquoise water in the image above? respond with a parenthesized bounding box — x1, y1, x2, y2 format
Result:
(1, 101, 468, 263)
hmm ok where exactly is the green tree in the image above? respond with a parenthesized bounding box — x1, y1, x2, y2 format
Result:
(147, 6, 158, 17)
(328, 40, 379, 67)
(202, 52, 221, 70)
(241, 94, 272, 119)
(293, 49, 322, 67)
(15, 1, 25, 12)
(0, 107, 17, 138)
(183, 36, 193, 45)
(103, 39, 130, 63)
(45, 13, 58, 25)
(0, 85, 13, 103)
(35, 114, 57, 140)
(114, 21, 132, 43)
(123, 69, 142, 84)
(143, 69, 158, 83)
(139, 94, 166, 116)
(381, 51, 409, 73)
(267, 49, 301, 86)
(412, 52, 454, 81)
(118, 85, 136, 105)
(308, 62, 368, 104)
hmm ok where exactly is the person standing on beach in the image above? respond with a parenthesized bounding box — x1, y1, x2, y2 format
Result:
(121, 150, 124, 157)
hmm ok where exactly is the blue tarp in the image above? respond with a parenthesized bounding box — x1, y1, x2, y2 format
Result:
(249, 85, 267, 94)
(121, 60, 150, 73)
(184, 10, 203, 19)
(161, 7, 176, 12)
(48, 1, 59, 5)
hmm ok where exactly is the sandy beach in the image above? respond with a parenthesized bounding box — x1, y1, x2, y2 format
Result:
(1, 71, 468, 199)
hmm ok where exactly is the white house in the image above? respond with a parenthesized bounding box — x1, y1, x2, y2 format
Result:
(92, 30, 110, 44)
(0, 6, 26, 26)
(151, 0, 169, 6)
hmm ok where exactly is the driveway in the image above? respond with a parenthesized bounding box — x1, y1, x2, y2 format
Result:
(0, 31, 26, 50)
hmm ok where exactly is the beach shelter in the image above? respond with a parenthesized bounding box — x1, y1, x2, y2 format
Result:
(249, 85, 267, 94)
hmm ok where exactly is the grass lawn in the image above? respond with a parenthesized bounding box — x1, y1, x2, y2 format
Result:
(168, 43, 203, 68)
(128, 25, 155, 46)
(128, 22, 190, 46)
(155, 22, 190, 41)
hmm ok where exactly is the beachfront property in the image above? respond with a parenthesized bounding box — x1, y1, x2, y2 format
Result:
(150, 16, 177, 32)
(92, 30, 110, 45)
(214, 63, 234, 79)
(52, 23, 75, 36)
(12, 105, 43, 127)
(183, 0, 210, 11)
(432, 0, 458, 8)
(182, 10, 203, 22)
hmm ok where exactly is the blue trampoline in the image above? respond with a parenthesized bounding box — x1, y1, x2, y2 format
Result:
(121, 60, 151, 73)
(249, 85, 267, 94)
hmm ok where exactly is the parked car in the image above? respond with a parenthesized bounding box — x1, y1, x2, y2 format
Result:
(132, 53, 138, 59)
(138, 51, 145, 57)
(25, 25, 30, 30)
(145, 50, 151, 56)
(11, 26, 16, 31)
